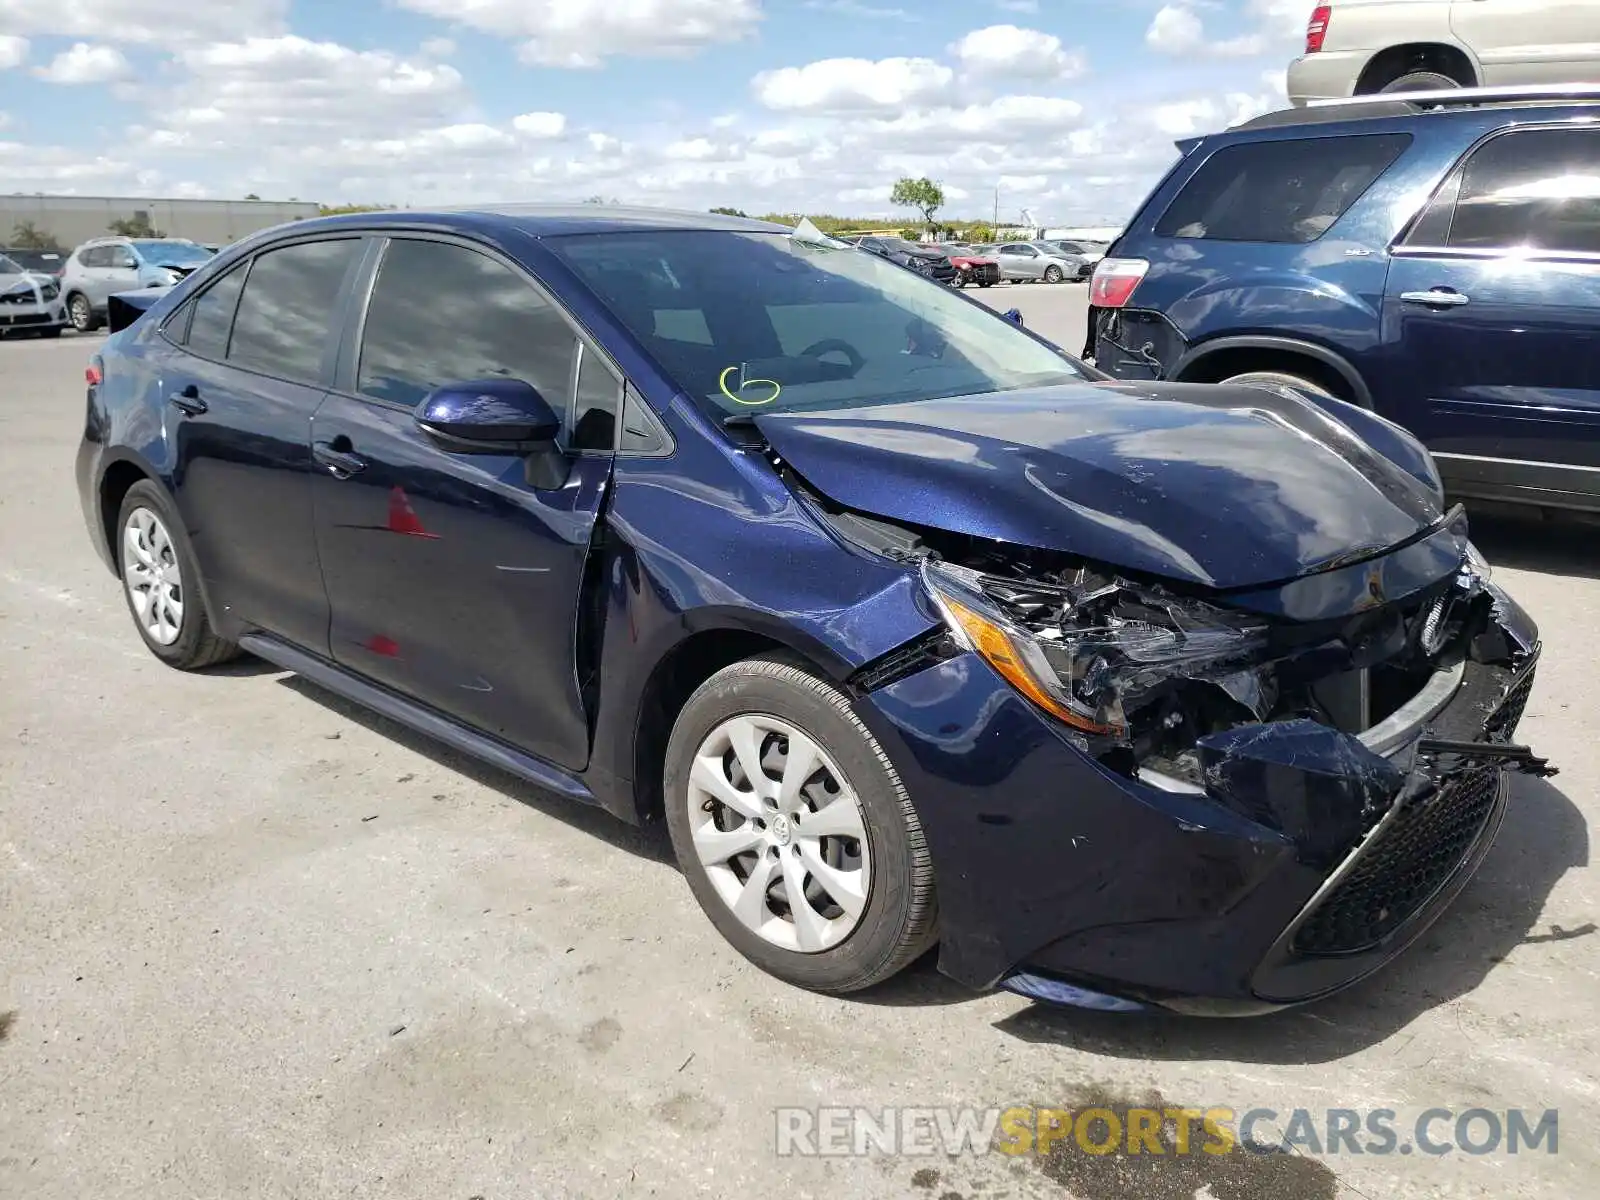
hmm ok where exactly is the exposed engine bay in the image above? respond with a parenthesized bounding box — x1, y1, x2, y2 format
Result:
(812, 492, 1552, 856)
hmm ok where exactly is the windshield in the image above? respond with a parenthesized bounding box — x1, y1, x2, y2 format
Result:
(551, 230, 1086, 418)
(131, 240, 212, 266)
(4, 250, 59, 272)
(0, 254, 21, 274)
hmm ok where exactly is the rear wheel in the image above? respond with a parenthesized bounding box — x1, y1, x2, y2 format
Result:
(1042, 265, 1064, 284)
(1379, 70, 1460, 93)
(663, 654, 938, 994)
(116, 481, 240, 669)
(67, 293, 99, 333)
(1220, 369, 1338, 402)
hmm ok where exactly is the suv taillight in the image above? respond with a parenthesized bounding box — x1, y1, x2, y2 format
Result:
(1306, 4, 1331, 53)
(1089, 258, 1149, 309)
(86, 357, 103, 387)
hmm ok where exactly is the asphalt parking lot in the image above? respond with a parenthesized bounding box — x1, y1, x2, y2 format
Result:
(2, 315, 1596, 1200)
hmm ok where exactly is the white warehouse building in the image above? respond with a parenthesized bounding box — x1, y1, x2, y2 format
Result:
(0, 195, 321, 250)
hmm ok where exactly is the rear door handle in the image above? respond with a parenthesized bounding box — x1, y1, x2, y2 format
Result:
(1400, 288, 1470, 307)
(313, 440, 368, 478)
(168, 385, 207, 416)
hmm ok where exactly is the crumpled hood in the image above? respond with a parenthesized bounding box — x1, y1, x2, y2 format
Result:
(755, 379, 1446, 591)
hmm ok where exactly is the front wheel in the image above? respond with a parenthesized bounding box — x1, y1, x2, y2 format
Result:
(1042, 265, 1064, 284)
(663, 654, 938, 994)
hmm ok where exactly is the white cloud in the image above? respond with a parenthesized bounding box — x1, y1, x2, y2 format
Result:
(1150, 90, 1278, 136)
(950, 25, 1085, 81)
(0, 35, 27, 69)
(753, 56, 955, 112)
(141, 36, 467, 150)
(512, 110, 567, 137)
(0, 0, 286, 43)
(394, 0, 759, 67)
(662, 137, 721, 160)
(34, 42, 129, 84)
(420, 36, 456, 58)
(1146, 5, 1264, 58)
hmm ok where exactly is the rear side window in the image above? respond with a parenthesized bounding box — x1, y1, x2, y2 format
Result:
(1156, 133, 1412, 243)
(185, 266, 247, 359)
(1420, 127, 1600, 254)
(228, 239, 360, 383)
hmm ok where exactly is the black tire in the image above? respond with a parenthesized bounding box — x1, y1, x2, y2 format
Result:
(115, 480, 241, 670)
(663, 653, 938, 994)
(1042, 265, 1064, 283)
(1379, 70, 1461, 93)
(978, 280, 993, 288)
(1219, 369, 1338, 402)
(67, 293, 99, 333)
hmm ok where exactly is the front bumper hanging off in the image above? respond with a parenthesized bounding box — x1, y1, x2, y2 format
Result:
(857, 580, 1553, 1016)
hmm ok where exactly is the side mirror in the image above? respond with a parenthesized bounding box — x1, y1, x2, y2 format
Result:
(1003, 308, 1025, 327)
(413, 378, 560, 451)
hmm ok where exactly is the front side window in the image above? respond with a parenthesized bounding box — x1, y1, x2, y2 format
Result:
(1416, 127, 1600, 254)
(550, 230, 1086, 420)
(1156, 133, 1412, 244)
(228, 238, 360, 383)
(357, 238, 599, 443)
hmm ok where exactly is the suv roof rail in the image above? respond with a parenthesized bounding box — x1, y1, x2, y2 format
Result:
(1233, 82, 1600, 132)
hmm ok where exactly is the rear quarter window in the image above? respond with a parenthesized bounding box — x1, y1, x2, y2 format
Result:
(1155, 133, 1412, 244)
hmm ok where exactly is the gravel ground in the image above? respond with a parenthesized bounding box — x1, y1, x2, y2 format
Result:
(1, 318, 1595, 1200)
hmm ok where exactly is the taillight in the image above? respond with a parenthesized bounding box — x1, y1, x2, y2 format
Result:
(1088, 258, 1149, 309)
(1306, 4, 1332, 53)
(85, 358, 103, 387)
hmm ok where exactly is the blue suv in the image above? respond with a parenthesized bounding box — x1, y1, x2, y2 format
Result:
(1087, 85, 1600, 515)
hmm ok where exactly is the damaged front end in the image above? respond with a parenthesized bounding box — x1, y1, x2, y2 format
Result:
(845, 505, 1552, 1010)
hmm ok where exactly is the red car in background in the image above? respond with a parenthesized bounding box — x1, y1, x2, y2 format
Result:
(944, 244, 1000, 288)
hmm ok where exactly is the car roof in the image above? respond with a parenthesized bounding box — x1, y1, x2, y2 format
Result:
(1230, 84, 1600, 137)
(264, 204, 793, 241)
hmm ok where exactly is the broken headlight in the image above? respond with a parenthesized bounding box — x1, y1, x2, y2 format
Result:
(921, 558, 1272, 738)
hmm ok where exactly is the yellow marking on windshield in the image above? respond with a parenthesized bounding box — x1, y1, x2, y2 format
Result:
(719, 364, 782, 407)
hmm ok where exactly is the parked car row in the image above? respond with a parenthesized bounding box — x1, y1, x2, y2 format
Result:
(849, 235, 1104, 287)
(0, 235, 216, 339)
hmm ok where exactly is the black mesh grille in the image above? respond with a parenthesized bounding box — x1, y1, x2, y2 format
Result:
(1486, 666, 1536, 743)
(1293, 767, 1500, 956)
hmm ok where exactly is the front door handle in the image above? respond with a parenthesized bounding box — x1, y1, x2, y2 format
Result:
(1400, 288, 1470, 307)
(168, 385, 207, 416)
(313, 440, 368, 478)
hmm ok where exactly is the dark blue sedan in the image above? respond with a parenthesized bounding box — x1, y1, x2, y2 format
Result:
(76, 206, 1549, 1014)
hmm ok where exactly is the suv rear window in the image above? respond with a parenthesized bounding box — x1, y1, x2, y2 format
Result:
(1155, 133, 1411, 244)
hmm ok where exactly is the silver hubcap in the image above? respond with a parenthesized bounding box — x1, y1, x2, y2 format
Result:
(71, 296, 89, 326)
(122, 507, 184, 646)
(687, 714, 870, 954)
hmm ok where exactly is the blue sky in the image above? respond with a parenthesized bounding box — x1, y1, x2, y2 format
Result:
(0, 0, 1305, 223)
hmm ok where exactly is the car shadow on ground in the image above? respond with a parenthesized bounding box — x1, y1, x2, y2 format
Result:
(993, 775, 1588, 1062)
(267, 670, 1587, 1042)
(274, 673, 676, 865)
(1465, 506, 1600, 581)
